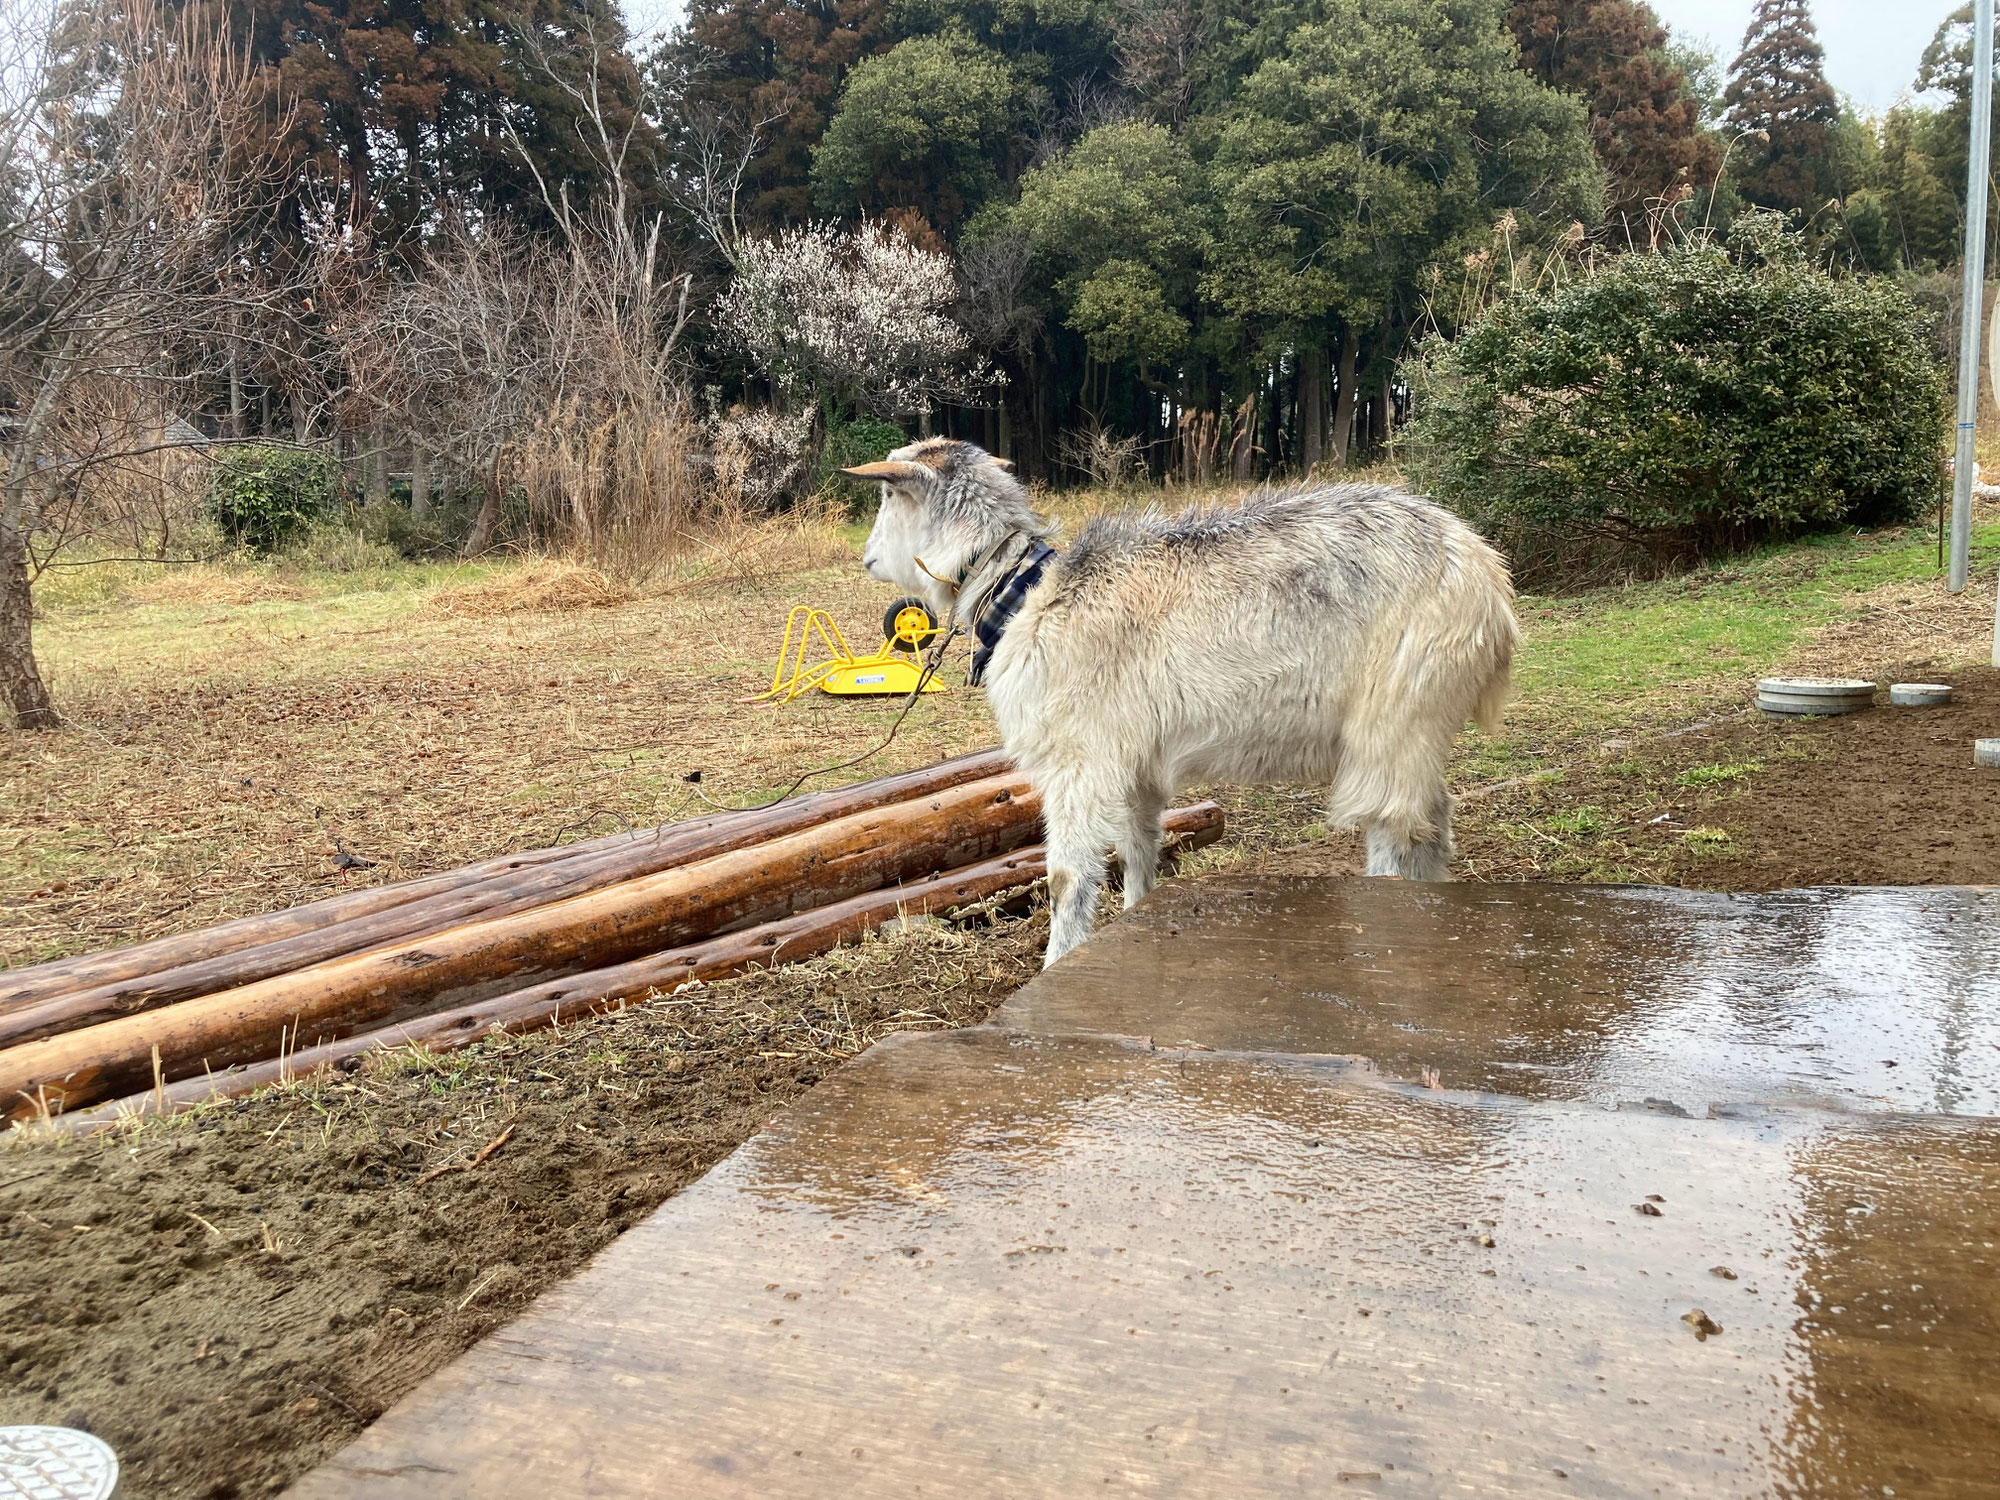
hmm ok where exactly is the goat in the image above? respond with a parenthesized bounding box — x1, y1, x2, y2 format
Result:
(844, 438, 1517, 967)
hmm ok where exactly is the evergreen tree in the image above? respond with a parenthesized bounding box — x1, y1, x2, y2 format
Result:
(245, 0, 657, 246)
(1911, 4, 2000, 262)
(1004, 121, 1210, 368)
(1875, 105, 1961, 270)
(1507, 0, 1719, 238)
(811, 33, 1021, 231)
(1721, 0, 1836, 224)
(673, 0, 892, 230)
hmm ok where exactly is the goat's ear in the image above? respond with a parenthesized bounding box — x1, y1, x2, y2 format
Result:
(838, 460, 932, 482)
(989, 456, 1016, 472)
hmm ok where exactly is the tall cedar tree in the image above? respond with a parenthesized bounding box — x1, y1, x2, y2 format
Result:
(676, 0, 892, 229)
(244, 0, 656, 248)
(1507, 0, 1718, 237)
(1721, 0, 1836, 223)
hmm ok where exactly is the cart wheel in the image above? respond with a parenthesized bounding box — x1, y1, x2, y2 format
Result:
(883, 597, 937, 653)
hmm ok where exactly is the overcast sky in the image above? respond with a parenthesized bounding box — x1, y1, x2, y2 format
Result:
(622, 0, 1962, 116)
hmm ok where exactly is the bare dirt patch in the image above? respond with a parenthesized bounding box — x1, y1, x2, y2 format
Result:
(0, 916, 1043, 1500)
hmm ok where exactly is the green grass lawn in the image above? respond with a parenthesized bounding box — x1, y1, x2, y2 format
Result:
(1485, 517, 2000, 775)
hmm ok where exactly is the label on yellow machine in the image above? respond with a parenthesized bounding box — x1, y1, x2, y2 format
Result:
(820, 659, 949, 696)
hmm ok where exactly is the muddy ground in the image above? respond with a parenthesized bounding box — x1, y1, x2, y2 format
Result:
(1258, 664, 2000, 891)
(8, 670, 1997, 1498)
(0, 916, 1045, 1498)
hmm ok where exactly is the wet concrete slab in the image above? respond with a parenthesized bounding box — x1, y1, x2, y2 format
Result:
(290, 880, 2000, 1498)
(996, 880, 2000, 1115)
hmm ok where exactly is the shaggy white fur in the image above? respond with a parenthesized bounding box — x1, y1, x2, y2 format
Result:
(847, 438, 1517, 967)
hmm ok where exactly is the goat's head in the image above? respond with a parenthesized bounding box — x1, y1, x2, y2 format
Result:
(845, 438, 1040, 622)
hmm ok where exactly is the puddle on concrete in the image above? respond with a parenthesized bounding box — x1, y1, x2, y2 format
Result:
(997, 881, 2000, 1116)
(293, 1028, 2000, 1499)
(293, 880, 2000, 1498)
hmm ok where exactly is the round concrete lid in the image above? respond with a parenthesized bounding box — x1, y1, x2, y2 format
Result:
(1755, 677, 1875, 695)
(0, 1427, 119, 1500)
(1889, 683, 1954, 706)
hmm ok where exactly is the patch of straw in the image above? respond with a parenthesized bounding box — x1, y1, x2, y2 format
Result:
(127, 566, 307, 606)
(424, 560, 634, 619)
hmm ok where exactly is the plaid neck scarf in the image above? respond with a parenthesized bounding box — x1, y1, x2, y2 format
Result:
(968, 539, 1057, 686)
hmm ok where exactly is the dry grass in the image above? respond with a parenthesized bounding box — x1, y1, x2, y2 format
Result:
(1, 529, 1001, 969)
(125, 567, 309, 606)
(423, 559, 633, 619)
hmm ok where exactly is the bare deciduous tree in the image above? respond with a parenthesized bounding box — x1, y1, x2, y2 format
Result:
(1113, 0, 1208, 127)
(0, 0, 286, 727)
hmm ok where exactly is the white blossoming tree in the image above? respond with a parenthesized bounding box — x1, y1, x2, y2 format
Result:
(716, 222, 997, 424)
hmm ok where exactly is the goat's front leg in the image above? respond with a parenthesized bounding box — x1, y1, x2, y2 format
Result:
(1041, 773, 1122, 967)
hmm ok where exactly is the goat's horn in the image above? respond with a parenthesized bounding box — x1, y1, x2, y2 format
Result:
(838, 460, 931, 481)
(989, 456, 1016, 471)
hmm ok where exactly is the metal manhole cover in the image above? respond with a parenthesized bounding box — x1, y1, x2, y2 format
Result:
(0, 1427, 119, 1500)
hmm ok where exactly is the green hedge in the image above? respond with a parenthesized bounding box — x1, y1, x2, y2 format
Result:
(1403, 219, 1947, 551)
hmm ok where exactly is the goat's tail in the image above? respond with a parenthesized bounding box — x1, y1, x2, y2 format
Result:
(1441, 523, 1519, 739)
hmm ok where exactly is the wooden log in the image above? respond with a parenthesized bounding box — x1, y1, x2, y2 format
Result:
(1, 773, 1041, 1121)
(43, 805, 1224, 1135)
(0, 749, 1013, 1035)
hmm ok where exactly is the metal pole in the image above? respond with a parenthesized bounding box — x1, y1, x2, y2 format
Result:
(1992, 291, 2000, 660)
(1950, 0, 1995, 593)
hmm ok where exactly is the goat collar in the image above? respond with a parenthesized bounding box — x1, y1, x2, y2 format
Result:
(967, 537, 1057, 687)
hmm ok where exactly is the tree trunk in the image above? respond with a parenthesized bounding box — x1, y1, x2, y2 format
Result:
(366, 417, 390, 503)
(465, 444, 505, 557)
(1265, 365, 1282, 474)
(409, 440, 430, 519)
(291, 388, 309, 444)
(47, 803, 1226, 1135)
(0, 753, 1021, 1046)
(1298, 340, 1325, 473)
(227, 334, 246, 440)
(1230, 393, 1256, 481)
(1, 749, 1011, 1017)
(1329, 324, 1361, 466)
(0, 520, 56, 729)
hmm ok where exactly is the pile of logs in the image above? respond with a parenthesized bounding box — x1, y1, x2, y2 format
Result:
(0, 750, 1222, 1135)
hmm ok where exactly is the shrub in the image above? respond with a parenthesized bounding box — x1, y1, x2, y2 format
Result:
(1403, 217, 1948, 564)
(205, 444, 343, 554)
(818, 413, 908, 496)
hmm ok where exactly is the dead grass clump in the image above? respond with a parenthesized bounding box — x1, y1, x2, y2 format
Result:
(424, 560, 634, 619)
(666, 495, 852, 590)
(127, 566, 307, 606)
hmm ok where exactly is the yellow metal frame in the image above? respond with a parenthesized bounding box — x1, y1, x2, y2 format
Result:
(745, 605, 949, 705)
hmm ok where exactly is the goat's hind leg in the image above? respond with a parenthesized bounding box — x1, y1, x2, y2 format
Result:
(1363, 786, 1456, 881)
(1040, 772, 1125, 968)
(1114, 777, 1169, 910)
